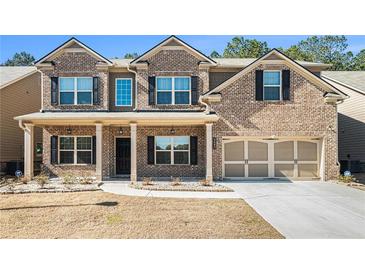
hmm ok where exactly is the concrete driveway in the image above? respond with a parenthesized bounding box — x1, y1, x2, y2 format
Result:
(223, 181, 365, 239)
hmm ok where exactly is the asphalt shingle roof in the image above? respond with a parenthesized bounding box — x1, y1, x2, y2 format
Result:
(0, 66, 37, 88)
(322, 71, 365, 93)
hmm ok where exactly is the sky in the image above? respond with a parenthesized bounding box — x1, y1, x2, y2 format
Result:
(0, 35, 364, 63)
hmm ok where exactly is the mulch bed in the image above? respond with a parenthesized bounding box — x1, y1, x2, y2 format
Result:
(129, 182, 233, 192)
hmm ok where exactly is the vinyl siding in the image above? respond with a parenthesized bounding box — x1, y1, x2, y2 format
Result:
(0, 72, 42, 162)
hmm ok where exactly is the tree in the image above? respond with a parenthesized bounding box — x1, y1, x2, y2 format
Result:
(124, 52, 138, 59)
(223, 36, 270, 58)
(279, 45, 311, 61)
(3, 51, 35, 66)
(351, 49, 365, 70)
(210, 50, 221, 58)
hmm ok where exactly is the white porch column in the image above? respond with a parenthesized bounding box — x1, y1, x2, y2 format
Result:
(206, 123, 213, 182)
(130, 123, 137, 183)
(95, 123, 103, 181)
(24, 123, 34, 179)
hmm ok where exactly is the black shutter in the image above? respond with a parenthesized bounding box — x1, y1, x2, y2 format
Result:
(147, 136, 155, 164)
(255, 70, 263, 101)
(282, 70, 290, 101)
(51, 77, 58, 105)
(51, 136, 58, 164)
(148, 76, 156, 105)
(92, 136, 96, 164)
(93, 77, 99, 104)
(191, 76, 199, 105)
(190, 136, 198, 165)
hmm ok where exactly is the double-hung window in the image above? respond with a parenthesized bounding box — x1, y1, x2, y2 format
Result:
(59, 136, 92, 164)
(59, 77, 93, 105)
(263, 71, 281, 101)
(156, 77, 190, 105)
(115, 78, 132, 106)
(155, 136, 189, 165)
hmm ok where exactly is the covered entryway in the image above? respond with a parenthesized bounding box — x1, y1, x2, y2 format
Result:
(223, 138, 321, 179)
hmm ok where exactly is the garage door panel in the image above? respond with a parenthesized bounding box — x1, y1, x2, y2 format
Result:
(225, 164, 245, 177)
(248, 164, 268, 177)
(298, 141, 317, 161)
(275, 164, 294, 177)
(298, 164, 318, 177)
(274, 141, 294, 161)
(248, 141, 268, 161)
(224, 141, 244, 161)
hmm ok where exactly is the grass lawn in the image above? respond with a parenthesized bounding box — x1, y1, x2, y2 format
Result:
(0, 191, 283, 239)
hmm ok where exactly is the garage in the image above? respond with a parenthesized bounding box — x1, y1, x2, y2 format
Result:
(223, 139, 320, 179)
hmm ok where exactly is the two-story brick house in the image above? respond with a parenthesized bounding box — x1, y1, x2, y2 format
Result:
(15, 36, 347, 182)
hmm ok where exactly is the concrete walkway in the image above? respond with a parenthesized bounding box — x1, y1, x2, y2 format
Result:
(223, 181, 365, 239)
(100, 181, 240, 199)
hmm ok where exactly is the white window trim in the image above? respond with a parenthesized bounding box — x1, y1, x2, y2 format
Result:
(263, 70, 282, 101)
(115, 78, 133, 107)
(156, 76, 191, 105)
(58, 136, 93, 165)
(155, 136, 190, 165)
(59, 77, 93, 105)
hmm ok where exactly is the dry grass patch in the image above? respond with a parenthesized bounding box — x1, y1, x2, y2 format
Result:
(0, 192, 283, 239)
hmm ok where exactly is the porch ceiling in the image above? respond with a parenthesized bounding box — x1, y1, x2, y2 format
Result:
(14, 111, 219, 126)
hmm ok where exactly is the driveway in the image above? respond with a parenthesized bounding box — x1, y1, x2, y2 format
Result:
(223, 181, 365, 239)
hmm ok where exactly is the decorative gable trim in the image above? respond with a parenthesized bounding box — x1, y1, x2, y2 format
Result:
(35, 37, 113, 66)
(130, 35, 216, 65)
(202, 49, 347, 100)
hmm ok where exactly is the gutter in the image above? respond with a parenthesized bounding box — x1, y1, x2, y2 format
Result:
(127, 65, 138, 111)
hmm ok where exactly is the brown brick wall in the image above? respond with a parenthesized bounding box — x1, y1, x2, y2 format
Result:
(41, 52, 109, 111)
(210, 64, 339, 180)
(135, 49, 207, 111)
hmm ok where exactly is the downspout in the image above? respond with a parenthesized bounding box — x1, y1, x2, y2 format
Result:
(127, 65, 138, 111)
(199, 95, 210, 114)
(38, 69, 44, 112)
(19, 120, 26, 131)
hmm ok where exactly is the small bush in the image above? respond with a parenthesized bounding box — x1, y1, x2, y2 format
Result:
(199, 179, 212, 187)
(171, 177, 182, 186)
(62, 173, 77, 184)
(142, 177, 153, 186)
(339, 174, 357, 186)
(80, 172, 94, 184)
(19, 176, 30, 184)
(34, 172, 49, 188)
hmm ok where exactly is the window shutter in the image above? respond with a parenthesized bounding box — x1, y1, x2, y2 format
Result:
(51, 136, 58, 164)
(92, 136, 96, 164)
(255, 70, 263, 101)
(147, 136, 155, 164)
(148, 76, 156, 105)
(51, 77, 58, 105)
(93, 77, 99, 105)
(190, 136, 198, 165)
(191, 76, 199, 105)
(282, 70, 290, 100)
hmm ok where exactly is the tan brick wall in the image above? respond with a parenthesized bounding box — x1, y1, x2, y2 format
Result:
(42, 126, 96, 177)
(210, 64, 339, 180)
(41, 52, 109, 111)
(135, 49, 207, 111)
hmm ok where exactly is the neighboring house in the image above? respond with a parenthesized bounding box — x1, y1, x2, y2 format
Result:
(322, 71, 365, 173)
(0, 66, 42, 176)
(15, 36, 346, 182)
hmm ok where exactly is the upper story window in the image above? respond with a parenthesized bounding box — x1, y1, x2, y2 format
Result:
(115, 78, 132, 106)
(156, 77, 191, 105)
(59, 77, 93, 105)
(263, 71, 281, 101)
(155, 136, 190, 165)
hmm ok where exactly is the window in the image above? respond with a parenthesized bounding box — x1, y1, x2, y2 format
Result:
(115, 78, 132, 106)
(155, 136, 189, 165)
(59, 77, 93, 105)
(156, 77, 190, 105)
(263, 71, 281, 100)
(59, 136, 92, 164)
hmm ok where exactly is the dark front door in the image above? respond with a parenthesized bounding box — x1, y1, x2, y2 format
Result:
(115, 138, 131, 175)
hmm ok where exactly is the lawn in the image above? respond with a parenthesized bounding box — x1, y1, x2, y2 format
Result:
(0, 192, 283, 239)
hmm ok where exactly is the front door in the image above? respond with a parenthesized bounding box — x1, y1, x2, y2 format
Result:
(115, 138, 131, 175)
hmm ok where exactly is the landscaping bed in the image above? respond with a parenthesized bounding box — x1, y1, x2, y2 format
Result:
(129, 181, 233, 192)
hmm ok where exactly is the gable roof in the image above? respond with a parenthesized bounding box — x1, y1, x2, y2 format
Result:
(35, 37, 112, 65)
(203, 49, 347, 99)
(322, 71, 365, 95)
(0, 66, 37, 89)
(131, 35, 216, 65)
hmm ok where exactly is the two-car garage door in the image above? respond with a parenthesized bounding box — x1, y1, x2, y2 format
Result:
(223, 139, 320, 179)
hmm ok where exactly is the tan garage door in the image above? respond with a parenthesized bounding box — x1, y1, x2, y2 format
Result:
(224, 139, 319, 179)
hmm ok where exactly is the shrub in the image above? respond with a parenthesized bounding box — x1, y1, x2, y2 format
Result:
(34, 172, 49, 188)
(339, 174, 357, 186)
(80, 172, 94, 184)
(62, 173, 77, 184)
(199, 179, 212, 187)
(142, 177, 153, 186)
(171, 177, 182, 186)
(19, 176, 30, 184)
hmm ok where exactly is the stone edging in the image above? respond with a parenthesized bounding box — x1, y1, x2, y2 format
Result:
(129, 183, 233, 192)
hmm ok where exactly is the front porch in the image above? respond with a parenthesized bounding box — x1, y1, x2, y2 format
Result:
(15, 111, 219, 182)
